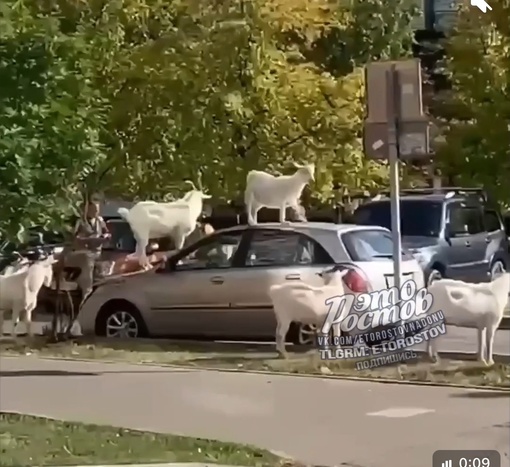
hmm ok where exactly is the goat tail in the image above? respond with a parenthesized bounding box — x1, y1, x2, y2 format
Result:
(117, 207, 130, 221)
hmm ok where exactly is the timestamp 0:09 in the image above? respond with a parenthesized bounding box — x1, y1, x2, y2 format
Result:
(460, 458, 490, 467)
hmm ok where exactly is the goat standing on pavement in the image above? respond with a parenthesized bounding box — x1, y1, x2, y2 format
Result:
(269, 264, 350, 358)
(0, 252, 56, 337)
(426, 272, 510, 365)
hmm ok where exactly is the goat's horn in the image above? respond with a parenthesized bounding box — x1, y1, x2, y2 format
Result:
(183, 180, 197, 190)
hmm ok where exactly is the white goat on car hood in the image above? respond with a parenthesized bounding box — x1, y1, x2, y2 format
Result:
(426, 272, 510, 365)
(118, 181, 211, 268)
(244, 163, 315, 225)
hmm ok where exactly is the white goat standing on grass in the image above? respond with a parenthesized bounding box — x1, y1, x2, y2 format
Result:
(118, 181, 212, 268)
(426, 272, 510, 366)
(0, 255, 56, 337)
(244, 162, 315, 225)
(269, 265, 349, 358)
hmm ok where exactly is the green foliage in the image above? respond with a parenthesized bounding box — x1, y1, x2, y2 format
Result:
(435, 2, 510, 205)
(0, 0, 421, 239)
(0, 0, 109, 239)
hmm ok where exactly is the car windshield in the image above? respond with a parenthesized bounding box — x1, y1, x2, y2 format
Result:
(352, 200, 442, 237)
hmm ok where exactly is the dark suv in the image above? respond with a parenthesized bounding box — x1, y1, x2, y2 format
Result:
(351, 188, 509, 285)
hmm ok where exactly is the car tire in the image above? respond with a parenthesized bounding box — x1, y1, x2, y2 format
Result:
(490, 260, 505, 280)
(427, 268, 443, 286)
(95, 301, 148, 338)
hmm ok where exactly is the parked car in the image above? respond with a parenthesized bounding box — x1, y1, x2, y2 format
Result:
(78, 222, 426, 343)
(351, 188, 509, 285)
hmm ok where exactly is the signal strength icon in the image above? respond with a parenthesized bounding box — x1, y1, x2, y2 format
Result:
(442, 461, 453, 467)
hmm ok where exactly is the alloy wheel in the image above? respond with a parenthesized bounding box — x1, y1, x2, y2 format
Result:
(105, 311, 139, 338)
(297, 324, 317, 345)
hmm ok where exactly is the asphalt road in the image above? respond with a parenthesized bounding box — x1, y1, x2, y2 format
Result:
(3, 313, 510, 359)
(0, 356, 508, 467)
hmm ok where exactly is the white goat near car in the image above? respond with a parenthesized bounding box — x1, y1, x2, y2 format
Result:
(118, 181, 212, 268)
(269, 265, 349, 357)
(426, 272, 510, 366)
(244, 163, 315, 225)
(0, 254, 56, 337)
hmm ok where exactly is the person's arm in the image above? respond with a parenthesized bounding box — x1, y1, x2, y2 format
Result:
(74, 220, 86, 240)
(98, 217, 111, 238)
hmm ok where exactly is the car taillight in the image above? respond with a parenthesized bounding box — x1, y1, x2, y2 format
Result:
(343, 269, 368, 293)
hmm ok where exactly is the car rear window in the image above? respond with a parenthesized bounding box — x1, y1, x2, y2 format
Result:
(341, 229, 412, 262)
(352, 200, 442, 237)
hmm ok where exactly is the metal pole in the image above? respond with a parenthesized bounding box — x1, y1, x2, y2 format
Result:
(386, 66, 403, 293)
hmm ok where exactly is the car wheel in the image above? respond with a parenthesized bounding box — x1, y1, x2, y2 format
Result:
(296, 323, 317, 346)
(490, 260, 505, 280)
(427, 268, 443, 286)
(96, 303, 147, 338)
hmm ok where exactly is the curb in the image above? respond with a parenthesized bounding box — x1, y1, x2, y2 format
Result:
(7, 354, 510, 392)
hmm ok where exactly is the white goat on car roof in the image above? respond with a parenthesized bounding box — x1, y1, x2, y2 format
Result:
(269, 265, 350, 358)
(118, 180, 211, 268)
(244, 162, 315, 225)
(426, 272, 510, 366)
(0, 254, 56, 337)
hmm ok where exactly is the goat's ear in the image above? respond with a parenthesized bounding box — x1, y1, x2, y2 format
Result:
(293, 162, 304, 169)
(202, 194, 212, 199)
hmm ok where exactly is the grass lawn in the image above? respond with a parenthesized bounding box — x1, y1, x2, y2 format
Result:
(2, 337, 510, 388)
(0, 413, 285, 467)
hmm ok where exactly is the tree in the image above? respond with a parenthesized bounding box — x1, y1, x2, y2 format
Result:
(434, 2, 510, 204)
(0, 0, 109, 239)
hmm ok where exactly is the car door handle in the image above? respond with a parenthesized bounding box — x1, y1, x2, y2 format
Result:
(485, 237, 491, 244)
(465, 241, 471, 247)
(285, 274, 301, 280)
(210, 276, 224, 284)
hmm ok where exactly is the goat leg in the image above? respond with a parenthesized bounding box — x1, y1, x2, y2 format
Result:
(426, 338, 438, 363)
(275, 319, 290, 358)
(25, 302, 35, 338)
(278, 204, 286, 223)
(477, 327, 487, 364)
(484, 324, 496, 366)
(10, 306, 22, 338)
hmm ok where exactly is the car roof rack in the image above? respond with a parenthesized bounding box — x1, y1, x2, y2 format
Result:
(365, 187, 488, 202)
(400, 187, 487, 202)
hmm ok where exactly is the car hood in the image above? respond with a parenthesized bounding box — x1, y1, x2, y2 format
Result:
(401, 236, 440, 250)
